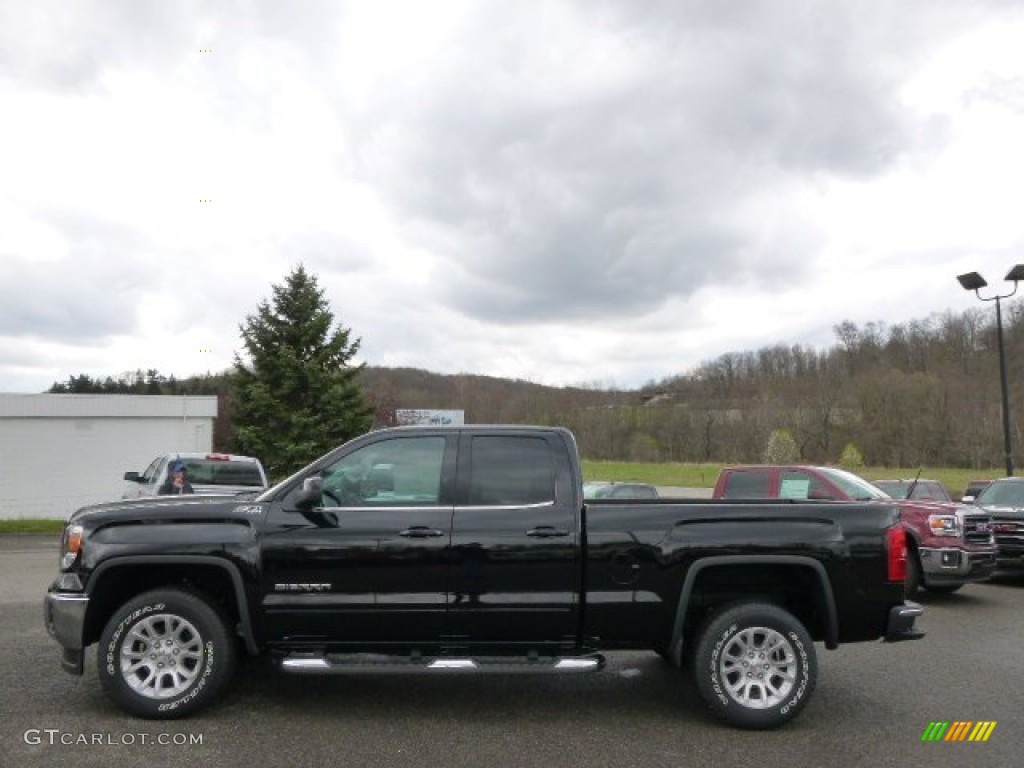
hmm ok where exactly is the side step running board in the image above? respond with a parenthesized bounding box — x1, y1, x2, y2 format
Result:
(280, 653, 605, 675)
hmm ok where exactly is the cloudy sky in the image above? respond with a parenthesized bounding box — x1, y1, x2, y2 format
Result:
(3, 0, 1024, 393)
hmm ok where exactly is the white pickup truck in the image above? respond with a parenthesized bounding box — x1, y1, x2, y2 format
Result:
(122, 452, 269, 498)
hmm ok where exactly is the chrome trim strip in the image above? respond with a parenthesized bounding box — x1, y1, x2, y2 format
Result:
(313, 505, 448, 513)
(281, 657, 331, 670)
(455, 501, 556, 511)
(554, 658, 600, 671)
(429, 659, 477, 669)
(279, 655, 605, 674)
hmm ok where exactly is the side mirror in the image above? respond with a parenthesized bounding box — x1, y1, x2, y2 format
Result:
(961, 495, 975, 504)
(291, 476, 323, 510)
(124, 471, 140, 482)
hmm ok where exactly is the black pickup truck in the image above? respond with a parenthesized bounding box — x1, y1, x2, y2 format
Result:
(45, 426, 923, 729)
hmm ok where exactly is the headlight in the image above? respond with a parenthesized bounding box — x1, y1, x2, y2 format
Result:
(62, 524, 84, 569)
(928, 515, 961, 537)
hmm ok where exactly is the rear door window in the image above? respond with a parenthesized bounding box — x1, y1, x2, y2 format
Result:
(467, 436, 555, 506)
(722, 470, 771, 499)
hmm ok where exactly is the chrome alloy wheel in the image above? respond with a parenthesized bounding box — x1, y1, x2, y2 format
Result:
(717, 626, 797, 709)
(119, 613, 205, 699)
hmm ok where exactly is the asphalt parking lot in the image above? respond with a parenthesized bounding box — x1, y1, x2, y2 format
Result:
(2, 533, 1022, 768)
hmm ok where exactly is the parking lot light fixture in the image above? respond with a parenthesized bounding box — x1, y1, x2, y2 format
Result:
(957, 264, 1024, 477)
(957, 272, 988, 292)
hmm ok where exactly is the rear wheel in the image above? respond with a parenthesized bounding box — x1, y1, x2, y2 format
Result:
(693, 602, 817, 730)
(97, 588, 236, 718)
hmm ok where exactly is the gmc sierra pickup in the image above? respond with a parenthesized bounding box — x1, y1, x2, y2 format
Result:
(45, 426, 923, 730)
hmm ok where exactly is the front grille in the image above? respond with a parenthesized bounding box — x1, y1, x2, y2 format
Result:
(963, 514, 995, 544)
(991, 515, 1024, 552)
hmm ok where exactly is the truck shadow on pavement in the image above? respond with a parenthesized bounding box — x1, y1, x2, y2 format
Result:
(987, 569, 1024, 587)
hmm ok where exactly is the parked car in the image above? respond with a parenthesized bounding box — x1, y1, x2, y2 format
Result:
(583, 481, 659, 499)
(713, 465, 996, 596)
(969, 477, 1024, 567)
(122, 452, 268, 498)
(962, 479, 993, 503)
(45, 426, 922, 730)
(871, 479, 952, 502)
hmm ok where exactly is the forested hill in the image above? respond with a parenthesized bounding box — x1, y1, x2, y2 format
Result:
(48, 300, 1024, 469)
(359, 367, 636, 424)
(362, 303, 1024, 469)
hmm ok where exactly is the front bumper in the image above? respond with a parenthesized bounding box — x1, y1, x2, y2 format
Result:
(885, 601, 925, 642)
(43, 587, 89, 675)
(919, 547, 997, 586)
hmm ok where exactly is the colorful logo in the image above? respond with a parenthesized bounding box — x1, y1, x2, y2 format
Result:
(921, 721, 996, 742)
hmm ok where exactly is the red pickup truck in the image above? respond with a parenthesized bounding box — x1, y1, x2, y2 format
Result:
(713, 465, 997, 596)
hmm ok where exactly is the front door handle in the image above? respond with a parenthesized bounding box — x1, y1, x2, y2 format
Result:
(399, 526, 446, 538)
(526, 526, 569, 538)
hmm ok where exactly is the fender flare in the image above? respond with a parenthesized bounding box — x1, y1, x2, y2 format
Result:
(86, 555, 259, 655)
(667, 555, 838, 665)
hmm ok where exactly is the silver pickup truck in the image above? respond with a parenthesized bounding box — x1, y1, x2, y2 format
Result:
(122, 452, 268, 498)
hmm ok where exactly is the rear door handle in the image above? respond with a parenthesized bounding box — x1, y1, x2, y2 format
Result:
(399, 526, 446, 538)
(526, 526, 569, 538)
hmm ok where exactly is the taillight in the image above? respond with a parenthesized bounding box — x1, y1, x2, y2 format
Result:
(887, 525, 908, 583)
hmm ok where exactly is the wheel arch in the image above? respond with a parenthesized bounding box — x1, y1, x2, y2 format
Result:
(83, 556, 259, 655)
(666, 556, 838, 666)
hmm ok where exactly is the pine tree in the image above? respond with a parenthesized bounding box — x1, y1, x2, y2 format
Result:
(231, 265, 373, 480)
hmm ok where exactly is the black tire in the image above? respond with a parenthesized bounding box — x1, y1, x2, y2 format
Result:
(905, 551, 922, 599)
(923, 583, 963, 594)
(97, 588, 237, 719)
(692, 602, 817, 730)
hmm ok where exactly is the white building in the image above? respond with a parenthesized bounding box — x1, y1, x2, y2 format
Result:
(0, 394, 217, 520)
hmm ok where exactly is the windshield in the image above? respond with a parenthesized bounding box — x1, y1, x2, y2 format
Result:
(817, 467, 891, 501)
(975, 481, 1024, 507)
(873, 480, 950, 502)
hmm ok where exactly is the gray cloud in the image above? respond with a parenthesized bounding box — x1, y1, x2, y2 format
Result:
(0, 1, 202, 92)
(3, 0, 1023, 391)
(343, 1, 950, 322)
(0, 211, 150, 340)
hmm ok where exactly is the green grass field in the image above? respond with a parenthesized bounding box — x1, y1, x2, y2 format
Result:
(0, 519, 65, 534)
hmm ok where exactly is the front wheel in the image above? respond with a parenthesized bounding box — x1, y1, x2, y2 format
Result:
(97, 588, 237, 718)
(693, 602, 817, 730)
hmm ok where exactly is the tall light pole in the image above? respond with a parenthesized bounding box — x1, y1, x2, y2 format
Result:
(957, 265, 1024, 477)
